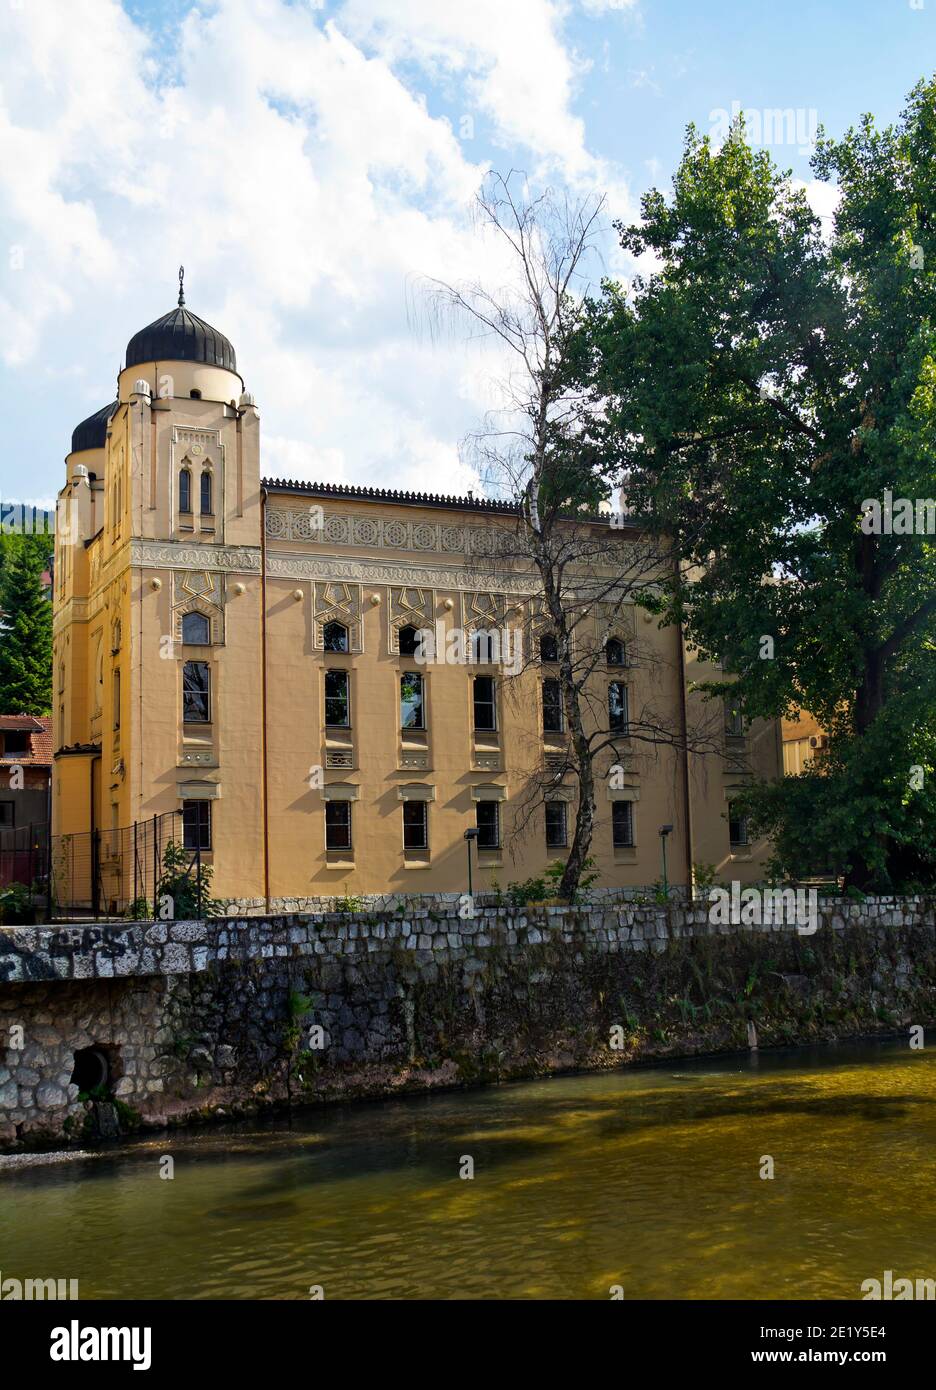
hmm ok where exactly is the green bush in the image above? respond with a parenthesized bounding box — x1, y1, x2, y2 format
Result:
(506, 876, 547, 907)
(156, 840, 219, 919)
(0, 882, 35, 924)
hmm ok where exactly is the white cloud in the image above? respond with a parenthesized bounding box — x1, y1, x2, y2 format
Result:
(0, 0, 634, 497)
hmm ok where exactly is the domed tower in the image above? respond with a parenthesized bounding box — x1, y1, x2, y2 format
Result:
(53, 271, 264, 900)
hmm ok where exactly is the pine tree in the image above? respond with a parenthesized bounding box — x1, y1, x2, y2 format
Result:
(0, 538, 53, 713)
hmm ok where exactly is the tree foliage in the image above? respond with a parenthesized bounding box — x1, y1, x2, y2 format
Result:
(581, 80, 936, 889)
(0, 534, 53, 715)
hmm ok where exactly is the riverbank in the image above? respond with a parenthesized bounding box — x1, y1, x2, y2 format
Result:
(1, 893, 934, 1152)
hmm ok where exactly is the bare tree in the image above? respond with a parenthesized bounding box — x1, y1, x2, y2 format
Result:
(421, 172, 721, 899)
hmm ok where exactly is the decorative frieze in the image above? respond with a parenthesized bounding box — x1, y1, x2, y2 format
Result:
(131, 541, 261, 573)
(265, 507, 518, 559)
(265, 551, 537, 597)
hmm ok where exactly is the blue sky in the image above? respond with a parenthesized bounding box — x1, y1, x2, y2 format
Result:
(1, 0, 934, 506)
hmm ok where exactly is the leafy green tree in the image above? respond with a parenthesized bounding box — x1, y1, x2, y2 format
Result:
(582, 80, 936, 889)
(0, 536, 53, 714)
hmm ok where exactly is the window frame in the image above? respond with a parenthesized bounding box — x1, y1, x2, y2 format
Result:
(182, 660, 210, 724)
(1, 731, 30, 757)
(725, 702, 744, 738)
(400, 671, 425, 730)
(472, 675, 497, 731)
(728, 802, 749, 847)
(200, 469, 213, 516)
(606, 637, 626, 667)
(323, 621, 350, 654)
(113, 669, 121, 731)
(0, 801, 14, 828)
(398, 624, 420, 657)
(182, 801, 212, 851)
(179, 468, 192, 515)
(542, 678, 564, 734)
(402, 799, 428, 850)
(475, 799, 500, 849)
(471, 630, 496, 665)
(324, 669, 351, 728)
(612, 800, 634, 848)
(181, 611, 211, 646)
(545, 800, 567, 848)
(325, 800, 352, 851)
(608, 680, 629, 734)
(539, 632, 558, 664)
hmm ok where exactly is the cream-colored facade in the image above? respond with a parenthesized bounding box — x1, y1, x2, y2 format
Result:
(53, 296, 781, 902)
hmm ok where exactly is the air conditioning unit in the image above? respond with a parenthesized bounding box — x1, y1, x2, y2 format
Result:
(809, 735, 829, 750)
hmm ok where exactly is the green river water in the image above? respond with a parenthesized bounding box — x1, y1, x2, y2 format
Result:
(2, 1038, 934, 1300)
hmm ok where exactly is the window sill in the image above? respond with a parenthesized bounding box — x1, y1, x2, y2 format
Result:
(729, 848, 753, 862)
(325, 851, 354, 867)
(403, 855, 431, 868)
(614, 846, 637, 863)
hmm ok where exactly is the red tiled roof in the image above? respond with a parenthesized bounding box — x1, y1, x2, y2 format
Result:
(0, 715, 53, 767)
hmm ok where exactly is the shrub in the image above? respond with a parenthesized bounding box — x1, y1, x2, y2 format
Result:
(0, 882, 34, 924)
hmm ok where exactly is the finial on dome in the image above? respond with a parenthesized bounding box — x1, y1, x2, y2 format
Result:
(178, 265, 185, 306)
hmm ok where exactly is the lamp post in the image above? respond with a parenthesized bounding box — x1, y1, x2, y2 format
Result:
(463, 827, 479, 898)
(658, 824, 673, 899)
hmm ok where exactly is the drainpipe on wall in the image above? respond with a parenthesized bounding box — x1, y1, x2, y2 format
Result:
(260, 485, 270, 911)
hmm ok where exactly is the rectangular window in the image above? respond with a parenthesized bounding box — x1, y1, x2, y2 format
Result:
(609, 681, 628, 734)
(0, 731, 29, 757)
(545, 800, 567, 848)
(542, 678, 564, 734)
(473, 676, 497, 731)
(182, 661, 210, 723)
(182, 801, 212, 851)
(324, 670, 350, 727)
(725, 702, 744, 737)
(402, 800, 428, 849)
(476, 800, 500, 849)
(325, 800, 352, 851)
(400, 672, 425, 730)
(0, 802, 14, 828)
(612, 801, 634, 848)
(113, 669, 121, 730)
(728, 802, 749, 846)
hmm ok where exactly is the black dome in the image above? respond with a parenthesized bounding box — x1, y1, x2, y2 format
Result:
(125, 305, 237, 373)
(71, 401, 118, 454)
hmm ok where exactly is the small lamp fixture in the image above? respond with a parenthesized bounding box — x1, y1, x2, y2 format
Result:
(658, 824, 673, 899)
(463, 826, 480, 897)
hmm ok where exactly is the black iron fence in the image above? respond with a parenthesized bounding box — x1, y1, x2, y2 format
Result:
(0, 811, 208, 920)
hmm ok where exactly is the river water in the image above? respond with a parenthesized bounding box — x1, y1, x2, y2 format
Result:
(2, 1038, 934, 1300)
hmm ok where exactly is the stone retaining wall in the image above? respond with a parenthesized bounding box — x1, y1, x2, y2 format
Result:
(1, 894, 934, 1152)
(212, 885, 693, 917)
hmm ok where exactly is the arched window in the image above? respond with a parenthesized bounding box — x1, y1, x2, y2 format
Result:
(323, 621, 349, 653)
(200, 470, 212, 515)
(182, 611, 210, 645)
(398, 625, 420, 656)
(539, 633, 558, 663)
(179, 468, 192, 514)
(606, 637, 625, 667)
(472, 630, 496, 664)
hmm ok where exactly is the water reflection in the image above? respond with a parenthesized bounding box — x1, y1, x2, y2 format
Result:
(1, 1038, 934, 1300)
